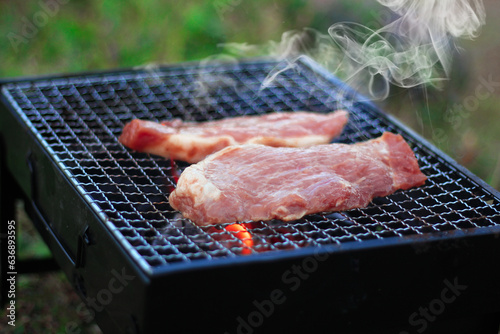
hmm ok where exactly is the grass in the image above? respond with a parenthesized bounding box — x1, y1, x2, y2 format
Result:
(0, 202, 101, 334)
(8, 272, 101, 334)
(1, 0, 499, 332)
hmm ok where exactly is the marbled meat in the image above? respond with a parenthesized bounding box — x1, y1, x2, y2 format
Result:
(168, 132, 427, 225)
(119, 110, 348, 163)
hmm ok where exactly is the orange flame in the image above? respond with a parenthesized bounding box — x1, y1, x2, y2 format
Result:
(225, 223, 253, 255)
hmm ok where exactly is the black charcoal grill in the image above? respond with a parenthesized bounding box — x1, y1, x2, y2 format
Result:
(1, 58, 499, 334)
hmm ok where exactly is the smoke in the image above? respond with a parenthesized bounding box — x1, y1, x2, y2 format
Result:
(224, 0, 486, 100)
(330, 0, 486, 99)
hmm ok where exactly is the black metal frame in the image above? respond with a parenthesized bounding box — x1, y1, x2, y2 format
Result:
(0, 131, 59, 300)
(0, 58, 499, 333)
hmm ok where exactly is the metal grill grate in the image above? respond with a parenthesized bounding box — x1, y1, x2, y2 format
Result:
(3, 59, 500, 269)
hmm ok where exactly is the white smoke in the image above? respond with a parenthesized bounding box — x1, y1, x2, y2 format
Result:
(377, 0, 485, 39)
(329, 0, 486, 98)
(225, 0, 486, 100)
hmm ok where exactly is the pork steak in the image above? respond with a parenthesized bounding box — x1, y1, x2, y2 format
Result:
(119, 110, 348, 163)
(168, 132, 427, 225)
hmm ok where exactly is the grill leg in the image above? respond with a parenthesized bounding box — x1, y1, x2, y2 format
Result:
(0, 139, 18, 306)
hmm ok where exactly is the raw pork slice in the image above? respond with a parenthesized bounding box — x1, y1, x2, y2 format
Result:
(119, 110, 348, 163)
(168, 132, 427, 225)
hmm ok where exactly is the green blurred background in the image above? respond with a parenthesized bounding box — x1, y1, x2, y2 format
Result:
(1, 0, 499, 332)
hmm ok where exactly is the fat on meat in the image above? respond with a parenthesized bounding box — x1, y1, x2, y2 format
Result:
(168, 132, 427, 225)
(119, 110, 348, 163)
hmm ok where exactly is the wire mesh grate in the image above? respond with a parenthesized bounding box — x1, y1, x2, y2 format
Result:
(3, 60, 500, 267)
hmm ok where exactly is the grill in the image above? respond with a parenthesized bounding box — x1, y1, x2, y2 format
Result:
(1, 58, 499, 334)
